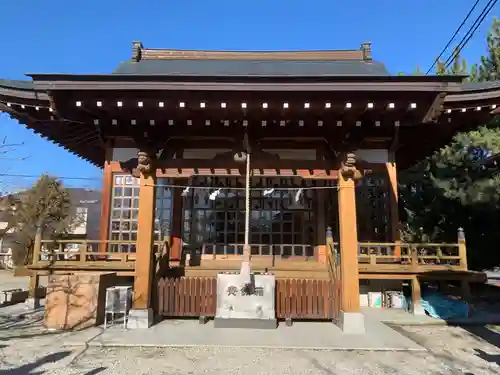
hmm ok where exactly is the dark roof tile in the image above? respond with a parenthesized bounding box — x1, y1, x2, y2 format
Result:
(112, 59, 390, 77)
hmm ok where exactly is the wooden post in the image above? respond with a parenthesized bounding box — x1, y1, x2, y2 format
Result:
(337, 169, 360, 313)
(132, 171, 157, 310)
(316, 190, 327, 264)
(32, 227, 42, 266)
(99, 141, 113, 253)
(129, 149, 158, 330)
(170, 178, 186, 262)
(27, 228, 42, 309)
(410, 275, 425, 315)
(386, 153, 400, 257)
(458, 227, 468, 270)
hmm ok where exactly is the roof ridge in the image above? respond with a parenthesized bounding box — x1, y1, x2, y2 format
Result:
(130, 41, 372, 62)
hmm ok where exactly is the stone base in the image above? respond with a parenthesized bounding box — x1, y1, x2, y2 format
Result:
(339, 311, 366, 334)
(411, 302, 426, 316)
(126, 308, 153, 329)
(25, 297, 40, 310)
(214, 317, 277, 329)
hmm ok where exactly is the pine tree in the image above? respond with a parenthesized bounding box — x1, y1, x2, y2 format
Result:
(479, 17, 500, 81)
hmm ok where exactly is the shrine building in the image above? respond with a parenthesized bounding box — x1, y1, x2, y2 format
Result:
(0, 41, 498, 331)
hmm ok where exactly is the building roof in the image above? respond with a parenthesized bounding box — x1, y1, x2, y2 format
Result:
(1, 41, 500, 169)
(112, 41, 390, 77)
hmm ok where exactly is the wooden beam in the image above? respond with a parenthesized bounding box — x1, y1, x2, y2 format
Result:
(423, 92, 446, 123)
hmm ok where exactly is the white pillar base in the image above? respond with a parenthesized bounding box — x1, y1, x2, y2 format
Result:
(411, 302, 426, 316)
(126, 308, 153, 329)
(339, 311, 366, 334)
(25, 297, 40, 310)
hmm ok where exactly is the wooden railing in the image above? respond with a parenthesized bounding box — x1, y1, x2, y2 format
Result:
(29, 227, 468, 274)
(357, 229, 468, 271)
(31, 239, 168, 270)
(198, 243, 315, 258)
(326, 227, 341, 323)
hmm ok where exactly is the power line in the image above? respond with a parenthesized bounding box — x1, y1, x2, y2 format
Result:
(443, 0, 498, 70)
(426, 0, 481, 74)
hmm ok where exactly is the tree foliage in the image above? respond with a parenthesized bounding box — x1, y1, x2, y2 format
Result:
(0, 174, 72, 266)
(400, 18, 500, 269)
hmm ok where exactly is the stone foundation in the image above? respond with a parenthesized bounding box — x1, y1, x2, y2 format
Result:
(44, 272, 117, 330)
(339, 311, 366, 334)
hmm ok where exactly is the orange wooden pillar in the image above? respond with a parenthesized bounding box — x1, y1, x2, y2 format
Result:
(316, 189, 327, 264)
(386, 152, 400, 257)
(128, 154, 157, 328)
(99, 142, 113, 252)
(337, 162, 365, 333)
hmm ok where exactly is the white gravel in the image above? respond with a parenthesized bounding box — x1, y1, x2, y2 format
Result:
(0, 313, 499, 375)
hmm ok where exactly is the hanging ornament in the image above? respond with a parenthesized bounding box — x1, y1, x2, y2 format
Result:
(295, 188, 304, 203)
(181, 186, 190, 197)
(263, 188, 275, 196)
(209, 188, 222, 201)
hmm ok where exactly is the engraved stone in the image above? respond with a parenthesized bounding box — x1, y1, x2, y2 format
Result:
(214, 262, 277, 329)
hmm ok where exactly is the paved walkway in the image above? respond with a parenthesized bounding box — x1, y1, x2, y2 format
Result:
(64, 317, 424, 351)
(0, 270, 47, 291)
(0, 306, 499, 373)
(363, 307, 500, 325)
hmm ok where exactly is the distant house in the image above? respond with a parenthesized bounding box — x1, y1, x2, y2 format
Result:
(0, 187, 101, 256)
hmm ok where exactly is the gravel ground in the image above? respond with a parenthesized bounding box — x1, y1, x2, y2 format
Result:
(0, 313, 499, 375)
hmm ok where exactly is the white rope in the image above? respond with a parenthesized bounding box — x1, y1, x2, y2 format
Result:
(244, 153, 251, 248)
(145, 183, 339, 191)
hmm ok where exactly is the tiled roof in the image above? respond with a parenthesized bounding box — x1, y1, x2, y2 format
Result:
(112, 59, 390, 77)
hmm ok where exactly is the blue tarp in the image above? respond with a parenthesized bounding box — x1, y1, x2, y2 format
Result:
(420, 291, 469, 320)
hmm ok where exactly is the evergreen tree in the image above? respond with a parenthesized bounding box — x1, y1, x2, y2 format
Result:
(400, 17, 500, 269)
(2, 174, 72, 265)
(479, 17, 500, 81)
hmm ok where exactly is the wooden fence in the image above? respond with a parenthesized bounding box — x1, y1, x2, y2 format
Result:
(157, 276, 338, 320)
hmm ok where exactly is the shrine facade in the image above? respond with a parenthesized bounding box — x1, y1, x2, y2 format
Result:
(0, 41, 498, 330)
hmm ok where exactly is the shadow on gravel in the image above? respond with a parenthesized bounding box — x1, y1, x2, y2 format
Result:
(0, 350, 71, 374)
(0, 313, 59, 341)
(462, 325, 500, 366)
(82, 367, 106, 375)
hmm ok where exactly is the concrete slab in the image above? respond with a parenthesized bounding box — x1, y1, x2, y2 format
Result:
(362, 307, 500, 326)
(63, 317, 425, 351)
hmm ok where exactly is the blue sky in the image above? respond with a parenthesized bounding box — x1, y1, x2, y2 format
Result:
(0, 0, 498, 192)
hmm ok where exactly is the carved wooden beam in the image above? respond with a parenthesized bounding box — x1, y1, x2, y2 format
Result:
(119, 144, 159, 178)
(337, 151, 363, 180)
(0, 103, 36, 125)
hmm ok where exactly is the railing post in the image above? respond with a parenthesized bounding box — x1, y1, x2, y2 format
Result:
(32, 227, 42, 266)
(457, 227, 468, 270)
(326, 226, 333, 244)
(26, 227, 42, 310)
(410, 245, 418, 270)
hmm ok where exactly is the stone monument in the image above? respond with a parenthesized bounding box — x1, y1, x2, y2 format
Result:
(213, 260, 277, 329)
